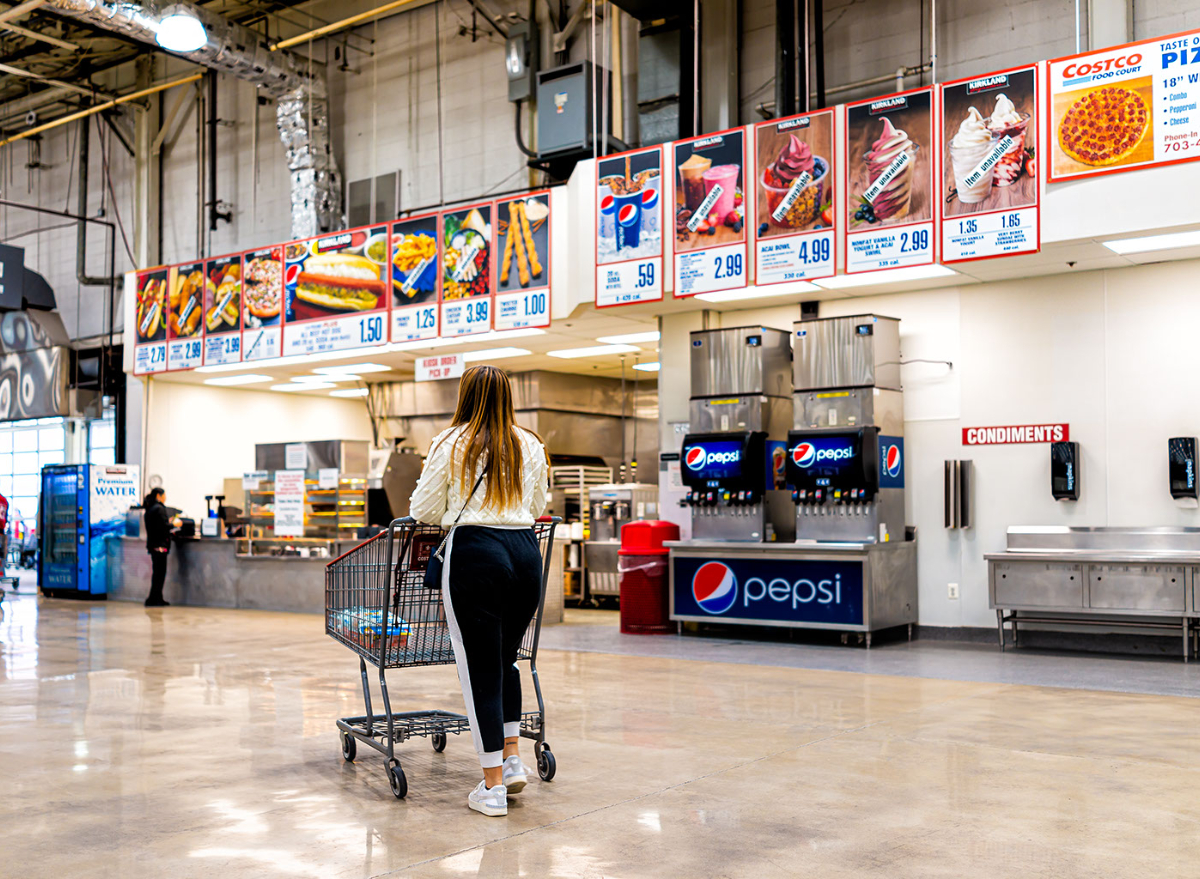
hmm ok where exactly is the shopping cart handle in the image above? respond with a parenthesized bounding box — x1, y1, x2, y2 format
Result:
(537, 515, 563, 524)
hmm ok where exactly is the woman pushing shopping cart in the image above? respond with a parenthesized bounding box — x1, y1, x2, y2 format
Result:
(326, 364, 556, 817)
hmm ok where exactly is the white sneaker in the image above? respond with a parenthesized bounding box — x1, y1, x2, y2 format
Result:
(468, 781, 507, 817)
(502, 755, 531, 794)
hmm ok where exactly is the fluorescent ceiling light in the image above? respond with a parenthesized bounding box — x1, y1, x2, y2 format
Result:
(461, 347, 531, 362)
(313, 363, 391, 375)
(633, 361, 660, 372)
(596, 331, 660, 345)
(330, 388, 369, 398)
(695, 280, 819, 303)
(291, 374, 361, 383)
(203, 374, 272, 386)
(270, 382, 335, 392)
(813, 264, 958, 290)
(1102, 229, 1200, 254)
(547, 344, 640, 359)
(156, 12, 207, 52)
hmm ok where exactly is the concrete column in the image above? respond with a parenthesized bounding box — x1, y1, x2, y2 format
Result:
(699, 0, 739, 132)
(1088, 0, 1132, 50)
(133, 55, 161, 269)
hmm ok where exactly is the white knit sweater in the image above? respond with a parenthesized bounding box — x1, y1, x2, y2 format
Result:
(409, 425, 549, 528)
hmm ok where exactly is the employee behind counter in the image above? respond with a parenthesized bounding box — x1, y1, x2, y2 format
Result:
(143, 487, 181, 608)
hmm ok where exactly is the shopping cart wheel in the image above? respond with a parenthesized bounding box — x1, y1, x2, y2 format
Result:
(388, 764, 408, 799)
(537, 746, 557, 782)
(340, 732, 356, 762)
(431, 731, 447, 752)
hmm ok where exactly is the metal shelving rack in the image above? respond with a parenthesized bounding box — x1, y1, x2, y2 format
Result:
(549, 465, 612, 603)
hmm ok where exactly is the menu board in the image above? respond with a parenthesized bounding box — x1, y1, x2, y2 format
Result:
(494, 191, 551, 330)
(940, 66, 1040, 262)
(440, 203, 493, 337)
(241, 245, 284, 362)
(390, 213, 440, 342)
(203, 252, 242, 365)
(1048, 30, 1200, 181)
(672, 128, 748, 297)
(132, 266, 169, 374)
(596, 146, 663, 306)
(754, 110, 836, 283)
(844, 87, 936, 274)
(165, 261, 205, 371)
(282, 225, 388, 356)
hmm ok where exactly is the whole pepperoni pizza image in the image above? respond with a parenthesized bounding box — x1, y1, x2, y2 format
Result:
(1057, 85, 1149, 167)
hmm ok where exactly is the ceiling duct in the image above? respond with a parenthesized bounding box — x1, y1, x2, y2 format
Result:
(43, 0, 341, 237)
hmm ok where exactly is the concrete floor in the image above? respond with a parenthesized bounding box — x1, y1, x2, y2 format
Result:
(2, 594, 1199, 878)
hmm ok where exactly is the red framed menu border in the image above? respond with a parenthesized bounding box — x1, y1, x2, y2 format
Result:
(594, 144, 666, 309)
(494, 189, 553, 329)
(389, 209, 443, 343)
(438, 200, 496, 337)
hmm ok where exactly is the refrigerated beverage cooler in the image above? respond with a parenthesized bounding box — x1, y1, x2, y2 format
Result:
(39, 464, 141, 599)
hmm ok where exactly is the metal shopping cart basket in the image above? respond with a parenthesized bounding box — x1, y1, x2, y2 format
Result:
(326, 516, 560, 799)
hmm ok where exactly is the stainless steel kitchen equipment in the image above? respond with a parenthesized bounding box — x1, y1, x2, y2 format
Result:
(584, 483, 659, 597)
(679, 326, 795, 543)
(986, 526, 1199, 660)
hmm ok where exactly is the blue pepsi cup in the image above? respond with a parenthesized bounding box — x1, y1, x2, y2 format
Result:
(614, 191, 642, 250)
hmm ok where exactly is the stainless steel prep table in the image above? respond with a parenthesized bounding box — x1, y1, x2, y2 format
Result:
(668, 539, 918, 646)
(986, 526, 1200, 660)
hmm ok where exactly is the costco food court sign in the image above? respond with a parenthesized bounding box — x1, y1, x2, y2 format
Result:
(963, 423, 1069, 445)
(416, 353, 464, 382)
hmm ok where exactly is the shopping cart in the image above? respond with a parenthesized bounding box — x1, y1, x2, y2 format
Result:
(326, 516, 560, 799)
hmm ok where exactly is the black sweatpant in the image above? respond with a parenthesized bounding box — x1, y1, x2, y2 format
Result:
(441, 525, 543, 768)
(147, 551, 168, 605)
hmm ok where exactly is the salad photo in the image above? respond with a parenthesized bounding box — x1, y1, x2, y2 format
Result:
(442, 206, 492, 300)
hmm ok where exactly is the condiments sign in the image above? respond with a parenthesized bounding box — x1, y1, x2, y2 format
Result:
(963, 424, 1069, 445)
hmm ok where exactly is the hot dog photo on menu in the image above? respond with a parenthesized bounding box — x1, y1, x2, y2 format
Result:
(942, 67, 1037, 217)
(845, 90, 934, 229)
(284, 226, 388, 322)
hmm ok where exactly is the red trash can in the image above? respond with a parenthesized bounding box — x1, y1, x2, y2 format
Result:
(618, 519, 680, 634)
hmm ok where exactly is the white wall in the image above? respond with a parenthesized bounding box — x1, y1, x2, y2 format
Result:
(659, 256, 1200, 629)
(140, 380, 373, 519)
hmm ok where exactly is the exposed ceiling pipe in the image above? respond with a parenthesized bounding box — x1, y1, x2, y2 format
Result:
(76, 115, 119, 287)
(42, 0, 342, 237)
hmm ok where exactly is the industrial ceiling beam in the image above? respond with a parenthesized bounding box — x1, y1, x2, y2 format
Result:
(0, 60, 114, 99)
(0, 17, 78, 47)
(270, 0, 427, 50)
(0, 0, 47, 23)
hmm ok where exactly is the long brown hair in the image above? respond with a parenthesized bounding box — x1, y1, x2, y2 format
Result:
(436, 365, 539, 509)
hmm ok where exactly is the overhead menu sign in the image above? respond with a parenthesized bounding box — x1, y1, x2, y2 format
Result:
(132, 266, 169, 375)
(166, 261, 205, 371)
(390, 212, 440, 342)
(843, 88, 937, 274)
(595, 146, 664, 307)
(241, 245, 284, 362)
(672, 128, 748, 297)
(940, 65, 1040, 262)
(440, 203, 493, 337)
(753, 110, 836, 284)
(1049, 29, 1200, 181)
(494, 191, 551, 330)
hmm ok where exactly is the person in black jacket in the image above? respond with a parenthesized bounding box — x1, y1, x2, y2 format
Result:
(143, 488, 180, 607)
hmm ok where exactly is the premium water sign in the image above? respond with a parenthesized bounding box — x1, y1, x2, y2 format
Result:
(679, 326, 795, 542)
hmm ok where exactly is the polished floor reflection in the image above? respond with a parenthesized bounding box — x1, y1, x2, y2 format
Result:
(2, 594, 1198, 878)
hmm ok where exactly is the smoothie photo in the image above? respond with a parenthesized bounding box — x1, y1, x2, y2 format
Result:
(672, 129, 746, 254)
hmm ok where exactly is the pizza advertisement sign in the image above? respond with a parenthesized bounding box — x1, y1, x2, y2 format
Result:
(440, 203, 493, 337)
(132, 266, 169, 375)
(241, 245, 284, 362)
(671, 128, 749, 297)
(843, 87, 938, 274)
(282, 225, 389, 357)
(595, 146, 664, 307)
(1046, 31, 1198, 181)
(753, 109, 836, 284)
(390, 212, 440, 343)
(940, 65, 1041, 262)
(202, 252, 242, 366)
(494, 191, 551, 330)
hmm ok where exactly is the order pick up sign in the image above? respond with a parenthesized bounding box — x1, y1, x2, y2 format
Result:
(416, 354, 464, 382)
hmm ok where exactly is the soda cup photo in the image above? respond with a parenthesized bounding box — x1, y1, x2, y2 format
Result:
(614, 192, 643, 250)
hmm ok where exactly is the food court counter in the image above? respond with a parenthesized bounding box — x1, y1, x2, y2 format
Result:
(107, 536, 342, 613)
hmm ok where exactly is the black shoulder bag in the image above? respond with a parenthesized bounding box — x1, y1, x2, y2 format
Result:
(423, 469, 486, 589)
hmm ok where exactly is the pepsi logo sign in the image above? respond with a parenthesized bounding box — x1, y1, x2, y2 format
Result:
(599, 194, 616, 214)
(684, 447, 741, 469)
(885, 444, 902, 478)
(618, 204, 640, 226)
(692, 561, 737, 614)
(640, 188, 659, 209)
(792, 443, 815, 467)
(684, 447, 706, 469)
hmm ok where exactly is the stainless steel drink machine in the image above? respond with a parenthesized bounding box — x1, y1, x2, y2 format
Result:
(585, 482, 658, 597)
(679, 326, 795, 543)
(790, 315, 907, 544)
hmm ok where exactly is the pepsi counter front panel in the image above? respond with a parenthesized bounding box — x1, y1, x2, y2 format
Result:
(680, 431, 767, 491)
(786, 428, 880, 498)
(673, 555, 865, 627)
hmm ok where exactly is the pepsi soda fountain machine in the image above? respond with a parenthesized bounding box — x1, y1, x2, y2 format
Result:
(678, 326, 795, 542)
(790, 315, 907, 544)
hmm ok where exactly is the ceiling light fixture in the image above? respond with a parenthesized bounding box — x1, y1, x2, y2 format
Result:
(812, 264, 958, 290)
(155, 9, 208, 52)
(461, 347, 531, 362)
(270, 382, 335, 392)
(330, 388, 370, 398)
(202, 374, 272, 386)
(632, 362, 661, 372)
(595, 331, 660, 345)
(291, 374, 361, 383)
(312, 363, 392, 375)
(1102, 229, 1200, 254)
(546, 344, 640, 359)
